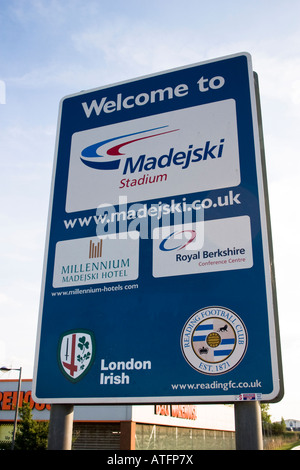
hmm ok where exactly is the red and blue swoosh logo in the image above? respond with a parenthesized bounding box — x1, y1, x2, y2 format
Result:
(80, 126, 178, 170)
(159, 230, 196, 251)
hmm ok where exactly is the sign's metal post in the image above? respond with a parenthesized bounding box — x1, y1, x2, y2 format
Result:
(47, 404, 74, 450)
(234, 401, 263, 450)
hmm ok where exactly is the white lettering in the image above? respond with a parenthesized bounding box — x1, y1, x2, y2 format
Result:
(82, 97, 107, 118)
(198, 76, 225, 92)
(82, 84, 189, 118)
(100, 358, 151, 386)
(100, 358, 151, 371)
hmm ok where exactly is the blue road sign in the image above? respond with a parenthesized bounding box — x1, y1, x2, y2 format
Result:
(33, 53, 283, 404)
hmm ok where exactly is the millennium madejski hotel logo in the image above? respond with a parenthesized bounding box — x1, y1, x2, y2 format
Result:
(52, 234, 139, 289)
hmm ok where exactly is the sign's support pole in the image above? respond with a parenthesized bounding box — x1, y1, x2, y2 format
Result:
(47, 404, 74, 450)
(234, 401, 263, 450)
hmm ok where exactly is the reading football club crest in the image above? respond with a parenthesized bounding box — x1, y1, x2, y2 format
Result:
(181, 307, 247, 375)
(58, 330, 95, 382)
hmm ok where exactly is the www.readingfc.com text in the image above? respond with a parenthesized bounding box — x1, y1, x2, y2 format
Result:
(63, 190, 241, 234)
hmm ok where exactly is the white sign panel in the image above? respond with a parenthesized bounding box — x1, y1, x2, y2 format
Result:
(153, 216, 253, 278)
(66, 99, 240, 212)
(53, 233, 139, 288)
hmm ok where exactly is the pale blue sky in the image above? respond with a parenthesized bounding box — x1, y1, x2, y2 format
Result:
(1, 0, 300, 422)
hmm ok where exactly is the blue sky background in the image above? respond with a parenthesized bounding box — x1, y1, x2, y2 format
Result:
(1, 0, 300, 422)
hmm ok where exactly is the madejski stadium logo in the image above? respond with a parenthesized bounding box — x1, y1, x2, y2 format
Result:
(80, 126, 178, 171)
(79, 125, 225, 175)
(159, 230, 196, 251)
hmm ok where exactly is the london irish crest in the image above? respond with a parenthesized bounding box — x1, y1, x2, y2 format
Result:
(181, 307, 247, 375)
(58, 330, 95, 382)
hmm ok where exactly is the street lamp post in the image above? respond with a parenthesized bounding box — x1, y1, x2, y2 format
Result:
(0, 366, 22, 450)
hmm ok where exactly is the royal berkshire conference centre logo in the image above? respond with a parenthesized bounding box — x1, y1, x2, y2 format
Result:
(159, 229, 196, 252)
(58, 330, 95, 382)
(181, 307, 248, 376)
